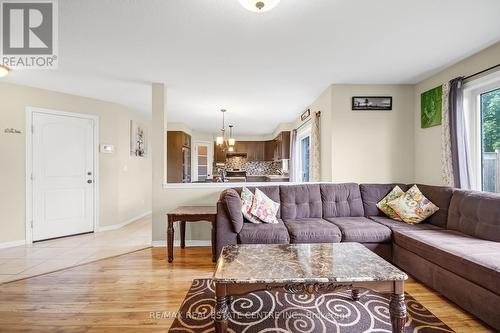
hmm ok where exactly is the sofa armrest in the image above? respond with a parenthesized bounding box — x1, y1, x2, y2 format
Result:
(219, 189, 244, 233)
(216, 201, 239, 259)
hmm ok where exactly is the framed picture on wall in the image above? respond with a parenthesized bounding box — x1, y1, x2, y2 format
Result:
(352, 96, 392, 111)
(130, 120, 147, 157)
(420, 85, 442, 128)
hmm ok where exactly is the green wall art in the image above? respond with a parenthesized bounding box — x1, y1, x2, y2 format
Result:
(421, 85, 443, 128)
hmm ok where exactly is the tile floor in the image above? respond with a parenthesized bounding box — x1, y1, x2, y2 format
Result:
(0, 216, 152, 284)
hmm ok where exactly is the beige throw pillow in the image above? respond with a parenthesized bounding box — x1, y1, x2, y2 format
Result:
(376, 186, 405, 221)
(250, 189, 280, 224)
(388, 185, 439, 224)
(240, 187, 261, 224)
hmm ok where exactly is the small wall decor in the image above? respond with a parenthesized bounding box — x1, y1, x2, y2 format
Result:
(301, 109, 311, 121)
(130, 120, 147, 157)
(352, 97, 392, 111)
(421, 85, 442, 128)
(4, 128, 22, 134)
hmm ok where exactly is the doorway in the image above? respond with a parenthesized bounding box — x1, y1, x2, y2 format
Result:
(26, 108, 98, 242)
(192, 141, 213, 182)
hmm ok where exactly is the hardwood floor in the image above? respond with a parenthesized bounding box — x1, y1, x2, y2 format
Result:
(0, 247, 493, 332)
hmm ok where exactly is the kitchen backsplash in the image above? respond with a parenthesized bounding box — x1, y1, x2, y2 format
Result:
(225, 156, 283, 175)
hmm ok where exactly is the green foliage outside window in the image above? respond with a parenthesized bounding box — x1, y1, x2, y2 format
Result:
(481, 89, 500, 152)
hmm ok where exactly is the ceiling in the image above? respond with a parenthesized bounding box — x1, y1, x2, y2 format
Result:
(4, 0, 500, 135)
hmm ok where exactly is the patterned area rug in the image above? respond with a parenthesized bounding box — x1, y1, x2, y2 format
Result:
(169, 279, 454, 333)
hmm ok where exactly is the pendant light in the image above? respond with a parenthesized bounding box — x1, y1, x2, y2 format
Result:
(216, 109, 237, 150)
(216, 109, 227, 146)
(228, 125, 236, 146)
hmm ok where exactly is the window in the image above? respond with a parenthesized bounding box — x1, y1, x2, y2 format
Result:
(296, 124, 312, 182)
(480, 88, 500, 192)
(464, 71, 500, 193)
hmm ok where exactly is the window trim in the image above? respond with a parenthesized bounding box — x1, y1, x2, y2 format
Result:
(463, 70, 500, 191)
(296, 123, 312, 182)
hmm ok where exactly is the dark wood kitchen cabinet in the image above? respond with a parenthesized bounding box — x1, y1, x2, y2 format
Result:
(214, 132, 290, 163)
(264, 140, 276, 161)
(274, 131, 291, 160)
(264, 131, 291, 161)
(214, 142, 226, 163)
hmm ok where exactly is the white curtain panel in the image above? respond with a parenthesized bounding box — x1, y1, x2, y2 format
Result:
(441, 82, 455, 187)
(310, 112, 321, 182)
(289, 129, 297, 182)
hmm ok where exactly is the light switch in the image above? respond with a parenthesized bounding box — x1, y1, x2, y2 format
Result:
(100, 144, 115, 154)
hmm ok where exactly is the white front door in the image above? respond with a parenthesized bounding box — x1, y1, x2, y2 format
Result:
(32, 111, 96, 241)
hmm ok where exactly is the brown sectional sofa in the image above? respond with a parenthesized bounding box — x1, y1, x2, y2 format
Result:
(216, 183, 500, 330)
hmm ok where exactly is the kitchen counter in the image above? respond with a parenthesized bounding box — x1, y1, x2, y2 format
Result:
(265, 175, 290, 182)
(246, 175, 289, 182)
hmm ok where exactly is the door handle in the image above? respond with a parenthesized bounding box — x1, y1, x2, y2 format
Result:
(87, 180, 93, 184)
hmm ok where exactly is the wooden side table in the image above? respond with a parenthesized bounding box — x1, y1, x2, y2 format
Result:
(167, 206, 217, 263)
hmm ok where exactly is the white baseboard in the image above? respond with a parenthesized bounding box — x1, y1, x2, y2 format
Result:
(0, 239, 26, 249)
(151, 240, 211, 247)
(98, 210, 152, 232)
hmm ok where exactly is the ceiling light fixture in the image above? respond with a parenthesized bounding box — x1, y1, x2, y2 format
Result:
(228, 125, 236, 146)
(0, 65, 10, 78)
(216, 109, 237, 150)
(238, 0, 280, 12)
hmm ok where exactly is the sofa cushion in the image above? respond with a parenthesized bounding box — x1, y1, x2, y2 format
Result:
(448, 190, 500, 242)
(234, 186, 281, 219)
(325, 217, 392, 243)
(280, 184, 322, 220)
(359, 184, 409, 217)
(283, 218, 342, 243)
(238, 219, 290, 244)
(415, 184, 454, 228)
(320, 183, 364, 218)
(393, 229, 500, 295)
(369, 216, 440, 232)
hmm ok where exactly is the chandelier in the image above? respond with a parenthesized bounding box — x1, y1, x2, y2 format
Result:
(216, 109, 236, 151)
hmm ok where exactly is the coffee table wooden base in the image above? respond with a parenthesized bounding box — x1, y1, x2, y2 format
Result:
(214, 280, 406, 333)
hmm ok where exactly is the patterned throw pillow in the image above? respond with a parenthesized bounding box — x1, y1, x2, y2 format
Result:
(240, 187, 261, 224)
(388, 185, 439, 224)
(376, 186, 405, 221)
(250, 189, 280, 224)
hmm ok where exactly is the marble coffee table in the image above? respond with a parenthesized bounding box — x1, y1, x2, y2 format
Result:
(213, 243, 408, 333)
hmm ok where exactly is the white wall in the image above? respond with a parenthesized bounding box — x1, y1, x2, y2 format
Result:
(329, 84, 415, 183)
(414, 42, 500, 185)
(0, 82, 152, 244)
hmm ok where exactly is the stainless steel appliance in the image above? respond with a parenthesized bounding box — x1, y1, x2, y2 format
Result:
(226, 169, 247, 182)
(182, 146, 191, 183)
